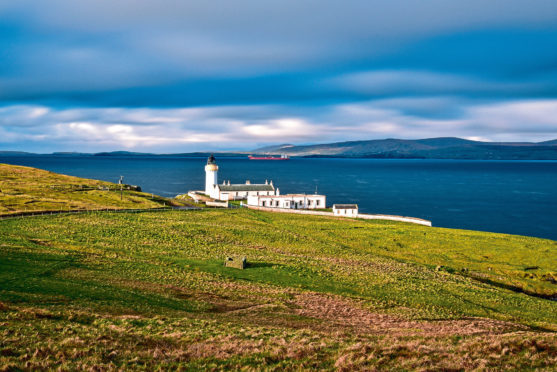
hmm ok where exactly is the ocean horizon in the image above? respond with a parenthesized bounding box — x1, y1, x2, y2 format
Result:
(2, 155, 556, 241)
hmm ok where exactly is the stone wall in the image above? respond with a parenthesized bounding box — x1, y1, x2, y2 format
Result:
(355, 213, 432, 226)
(206, 201, 229, 208)
(246, 205, 431, 226)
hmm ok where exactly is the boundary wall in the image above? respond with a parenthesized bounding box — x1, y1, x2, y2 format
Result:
(0, 206, 199, 220)
(0, 204, 431, 227)
(246, 205, 432, 226)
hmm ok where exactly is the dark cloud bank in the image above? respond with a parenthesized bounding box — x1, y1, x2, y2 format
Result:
(0, 0, 556, 152)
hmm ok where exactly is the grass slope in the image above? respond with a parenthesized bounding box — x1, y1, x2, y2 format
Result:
(1, 208, 556, 370)
(0, 163, 180, 213)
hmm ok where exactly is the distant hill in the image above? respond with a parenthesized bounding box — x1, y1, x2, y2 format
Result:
(94, 151, 154, 156)
(2, 137, 557, 160)
(0, 151, 35, 155)
(0, 151, 243, 158)
(93, 151, 246, 158)
(250, 137, 557, 160)
(252, 143, 295, 153)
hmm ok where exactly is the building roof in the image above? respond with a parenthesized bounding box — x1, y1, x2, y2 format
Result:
(333, 204, 358, 209)
(218, 184, 275, 192)
(207, 154, 217, 165)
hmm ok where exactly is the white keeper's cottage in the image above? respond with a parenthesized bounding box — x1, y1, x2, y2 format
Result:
(247, 194, 326, 210)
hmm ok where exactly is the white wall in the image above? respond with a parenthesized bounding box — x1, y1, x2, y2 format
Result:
(247, 205, 432, 226)
(205, 170, 217, 196)
(220, 189, 275, 201)
(248, 195, 326, 209)
(333, 208, 358, 217)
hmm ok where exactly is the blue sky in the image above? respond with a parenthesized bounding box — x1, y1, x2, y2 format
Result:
(1, 0, 557, 152)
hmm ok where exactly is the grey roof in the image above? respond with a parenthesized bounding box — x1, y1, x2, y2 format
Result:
(333, 204, 358, 209)
(218, 184, 275, 192)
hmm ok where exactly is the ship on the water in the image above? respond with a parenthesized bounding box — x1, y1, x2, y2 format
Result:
(248, 154, 290, 160)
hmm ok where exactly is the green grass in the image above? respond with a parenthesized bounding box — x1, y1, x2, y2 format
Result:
(0, 163, 196, 213)
(0, 166, 556, 370)
(4, 208, 553, 323)
(1, 208, 556, 370)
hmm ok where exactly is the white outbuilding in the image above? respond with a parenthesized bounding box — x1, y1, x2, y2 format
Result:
(247, 194, 326, 209)
(333, 204, 358, 217)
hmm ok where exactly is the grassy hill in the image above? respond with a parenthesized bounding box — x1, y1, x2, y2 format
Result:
(1, 205, 556, 369)
(0, 163, 183, 214)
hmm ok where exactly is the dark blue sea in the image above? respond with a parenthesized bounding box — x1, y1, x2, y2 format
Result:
(2, 155, 556, 240)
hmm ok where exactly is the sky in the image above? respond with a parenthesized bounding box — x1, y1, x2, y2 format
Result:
(1, 0, 557, 153)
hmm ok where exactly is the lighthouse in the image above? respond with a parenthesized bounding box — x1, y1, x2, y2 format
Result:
(205, 154, 218, 197)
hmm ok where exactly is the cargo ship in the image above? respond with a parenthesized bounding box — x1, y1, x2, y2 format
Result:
(248, 154, 290, 160)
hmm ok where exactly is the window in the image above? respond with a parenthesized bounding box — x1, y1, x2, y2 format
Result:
(262, 201, 266, 207)
(316, 200, 320, 206)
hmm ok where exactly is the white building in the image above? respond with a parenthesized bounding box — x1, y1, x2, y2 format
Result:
(205, 155, 279, 200)
(247, 194, 326, 210)
(333, 204, 358, 217)
(202, 155, 327, 209)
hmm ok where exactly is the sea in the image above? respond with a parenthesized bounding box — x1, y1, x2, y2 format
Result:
(2, 155, 556, 241)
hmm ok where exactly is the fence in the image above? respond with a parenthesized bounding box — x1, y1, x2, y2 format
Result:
(0, 206, 200, 221)
(206, 201, 229, 208)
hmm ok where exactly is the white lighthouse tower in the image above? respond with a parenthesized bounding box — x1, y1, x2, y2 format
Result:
(205, 154, 218, 197)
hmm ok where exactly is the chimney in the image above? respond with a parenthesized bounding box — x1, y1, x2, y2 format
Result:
(270, 180, 273, 186)
(228, 180, 231, 186)
(246, 180, 251, 185)
(265, 179, 268, 185)
(276, 187, 280, 196)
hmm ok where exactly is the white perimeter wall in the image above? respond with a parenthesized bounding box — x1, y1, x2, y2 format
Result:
(246, 205, 432, 226)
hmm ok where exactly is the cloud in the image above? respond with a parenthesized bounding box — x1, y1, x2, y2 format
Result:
(0, 1, 556, 150)
(466, 100, 557, 137)
(1, 1, 556, 106)
(1, 99, 556, 152)
(326, 69, 557, 99)
(243, 119, 317, 140)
